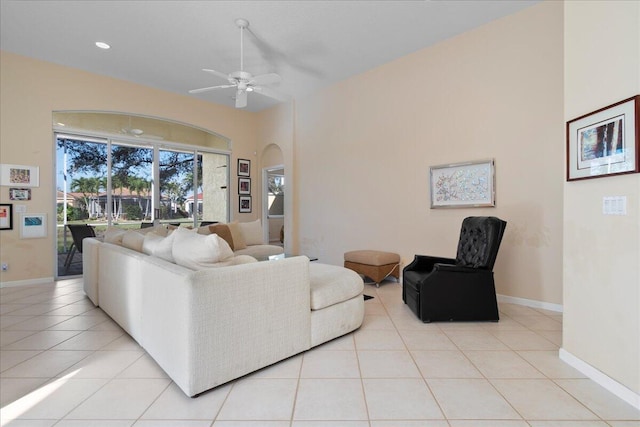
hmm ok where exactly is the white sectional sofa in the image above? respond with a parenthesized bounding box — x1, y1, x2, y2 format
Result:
(82, 227, 364, 397)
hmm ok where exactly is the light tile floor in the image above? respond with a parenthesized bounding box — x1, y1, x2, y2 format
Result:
(1, 278, 639, 426)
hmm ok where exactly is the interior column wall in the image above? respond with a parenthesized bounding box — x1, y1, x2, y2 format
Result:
(563, 0, 640, 397)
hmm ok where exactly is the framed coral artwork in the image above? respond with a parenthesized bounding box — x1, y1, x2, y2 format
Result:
(430, 159, 495, 209)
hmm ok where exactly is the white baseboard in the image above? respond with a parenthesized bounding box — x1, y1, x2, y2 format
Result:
(497, 293, 563, 313)
(0, 277, 54, 288)
(559, 348, 640, 410)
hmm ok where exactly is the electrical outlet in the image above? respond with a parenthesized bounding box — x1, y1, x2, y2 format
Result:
(1, 263, 8, 272)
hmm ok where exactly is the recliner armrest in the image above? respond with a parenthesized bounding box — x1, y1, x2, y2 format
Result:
(404, 255, 456, 273)
(433, 263, 490, 274)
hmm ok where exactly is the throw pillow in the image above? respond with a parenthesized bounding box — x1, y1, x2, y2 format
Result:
(142, 232, 164, 256)
(171, 227, 234, 269)
(132, 224, 170, 236)
(151, 230, 176, 263)
(209, 224, 235, 250)
(227, 222, 247, 250)
(104, 227, 126, 245)
(196, 225, 213, 235)
(238, 219, 263, 246)
(122, 230, 145, 252)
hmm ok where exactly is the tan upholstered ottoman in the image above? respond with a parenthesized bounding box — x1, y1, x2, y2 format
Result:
(344, 250, 401, 287)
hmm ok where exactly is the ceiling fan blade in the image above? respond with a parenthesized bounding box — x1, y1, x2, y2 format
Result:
(189, 84, 236, 94)
(202, 68, 231, 81)
(252, 85, 289, 102)
(250, 73, 281, 86)
(235, 90, 248, 108)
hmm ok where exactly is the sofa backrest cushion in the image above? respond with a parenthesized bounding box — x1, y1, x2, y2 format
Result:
(171, 227, 234, 269)
(104, 227, 126, 245)
(122, 230, 145, 252)
(238, 219, 264, 246)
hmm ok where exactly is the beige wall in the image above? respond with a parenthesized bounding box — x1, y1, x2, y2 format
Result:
(0, 51, 258, 283)
(563, 1, 640, 396)
(293, 2, 564, 304)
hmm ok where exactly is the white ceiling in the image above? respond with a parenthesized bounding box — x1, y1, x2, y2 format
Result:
(1, 0, 539, 112)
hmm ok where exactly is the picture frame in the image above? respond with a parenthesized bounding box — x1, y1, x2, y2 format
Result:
(238, 159, 251, 177)
(0, 164, 40, 187)
(238, 177, 251, 195)
(239, 196, 252, 213)
(0, 204, 13, 230)
(9, 188, 31, 201)
(430, 159, 495, 209)
(566, 95, 639, 181)
(20, 213, 47, 239)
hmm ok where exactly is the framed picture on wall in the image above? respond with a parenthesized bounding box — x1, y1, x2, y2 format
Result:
(9, 188, 31, 201)
(239, 196, 252, 213)
(20, 213, 47, 239)
(238, 177, 251, 195)
(0, 204, 13, 230)
(430, 159, 495, 208)
(0, 164, 39, 187)
(238, 159, 251, 177)
(566, 95, 639, 181)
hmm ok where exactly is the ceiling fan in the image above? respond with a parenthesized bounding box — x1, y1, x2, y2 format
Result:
(189, 18, 288, 108)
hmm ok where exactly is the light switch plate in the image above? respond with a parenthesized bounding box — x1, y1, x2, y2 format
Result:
(603, 196, 627, 215)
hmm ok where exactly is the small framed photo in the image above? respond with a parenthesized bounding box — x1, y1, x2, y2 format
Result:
(9, 188, 31, 201)
(238, 159, 251, 177)
(0, 204, 13, 230)
(238, 177, 251, 195)
(239, 196, 252, 213)
(567, 95, 639, 181)
(0, 164, 39, 187)
(430, 159, 495, 209)
(20, 213, 47, 239)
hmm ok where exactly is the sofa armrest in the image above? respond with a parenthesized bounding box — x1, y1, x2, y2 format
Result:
(140, 255, 311, 397)
(82, 238, 101, 306)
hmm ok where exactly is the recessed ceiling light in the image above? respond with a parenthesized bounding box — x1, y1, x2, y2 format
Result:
(95, 41, 111, 49)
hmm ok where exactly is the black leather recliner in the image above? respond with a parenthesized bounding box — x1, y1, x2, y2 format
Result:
(402, 216, 507, 322)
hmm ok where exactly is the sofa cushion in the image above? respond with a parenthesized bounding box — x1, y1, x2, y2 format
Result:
(234, 244, 284, 259)
(142, 232, 164, 255)
(104, 227, 126, 245)
(227, 222, 247, 250)
(196, 254, 258, 269)
(171, 227, 234, 269)
(209, 224, 236, 250)
(308, 263, 364, 310)
(151, 232, 176, 262)
(138, 225, 169, 236)
(238, 219, 263, 245)
(122, 230, 145, 252)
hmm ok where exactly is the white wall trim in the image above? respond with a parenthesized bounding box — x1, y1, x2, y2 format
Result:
(497, 293, 563, 313)
(0, 277, 55, 288)
(559, 348, 640, 410)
